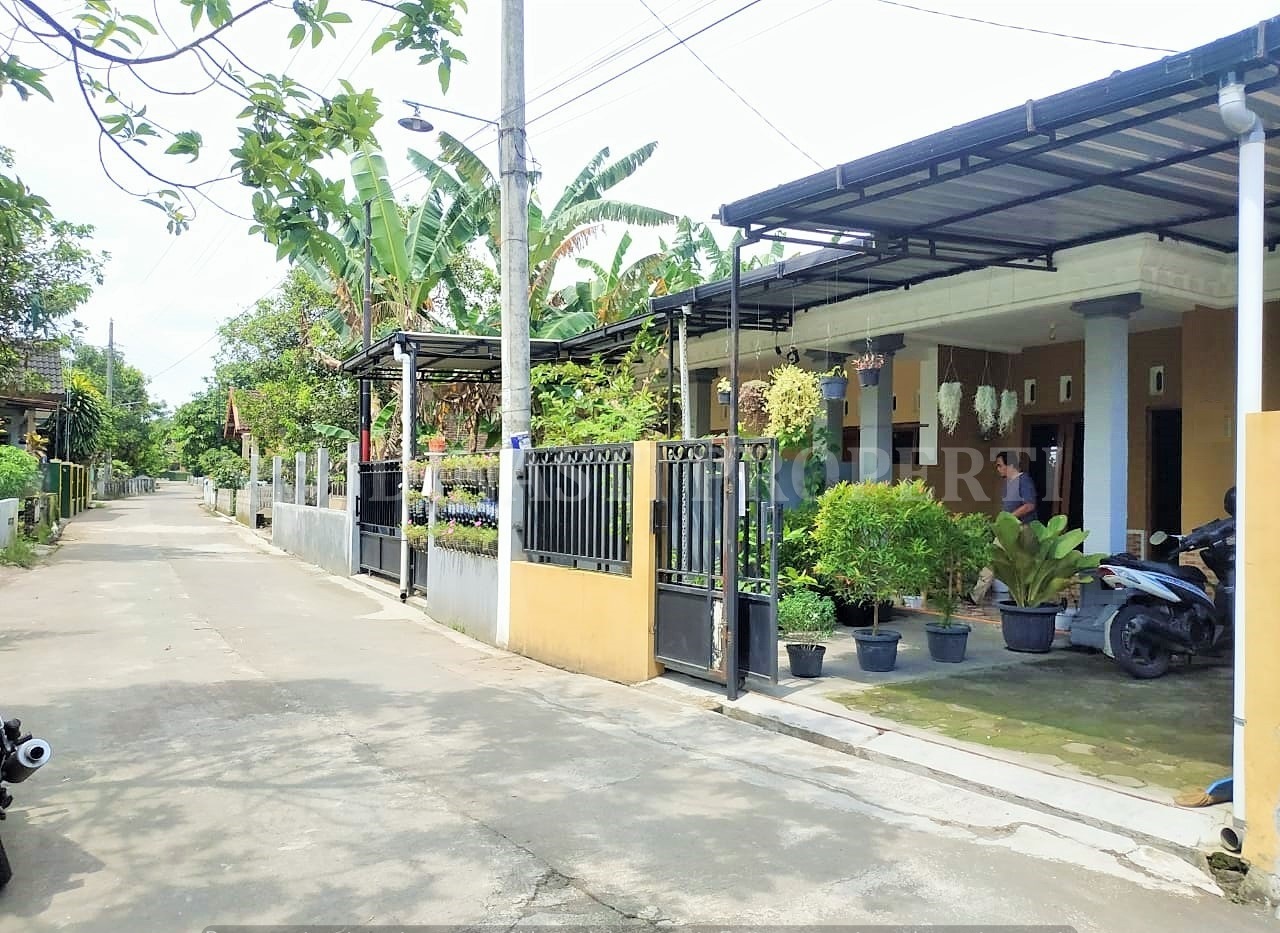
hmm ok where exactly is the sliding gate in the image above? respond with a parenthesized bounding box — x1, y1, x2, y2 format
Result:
(654, 439, 779, 693)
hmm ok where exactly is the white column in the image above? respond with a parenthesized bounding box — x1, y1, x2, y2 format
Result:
(316, 447, 330, 510)
(294, 451, 307, 507)
(858, 354, 894, 483)
(1073, 293, 1139, 555)
(495, 447, 525, 649)
(272, 456, 283, 504)
(248, 443, 260, 524)
(918, 345, 939, 467)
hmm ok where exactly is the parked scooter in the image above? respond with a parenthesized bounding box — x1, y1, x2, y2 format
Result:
(0, 713, 52, 888)
(1064, 488, 1236, 679)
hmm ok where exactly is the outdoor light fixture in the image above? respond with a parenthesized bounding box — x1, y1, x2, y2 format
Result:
(398, 106, 434, 134)
(398, 99, 498, 134)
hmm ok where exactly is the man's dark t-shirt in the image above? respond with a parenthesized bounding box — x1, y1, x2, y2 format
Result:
(1003, 472, 1038, 523)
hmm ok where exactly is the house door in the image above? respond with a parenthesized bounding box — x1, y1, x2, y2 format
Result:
(1150, 409, 1182, 535)
(1026, 417, 1084, 528)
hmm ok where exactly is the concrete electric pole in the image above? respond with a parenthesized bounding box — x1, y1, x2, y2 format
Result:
(499, 0, 530, 443)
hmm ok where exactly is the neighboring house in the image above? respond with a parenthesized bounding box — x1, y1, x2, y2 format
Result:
(222, 387, 253, 459)
(0, 344, 64, 452)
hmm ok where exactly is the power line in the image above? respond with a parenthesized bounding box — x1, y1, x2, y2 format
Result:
(635, 0, 823, 170)
(527, 0, 772, 128)
(147, 275, 286, 380)
(871, 0, 1177, 53)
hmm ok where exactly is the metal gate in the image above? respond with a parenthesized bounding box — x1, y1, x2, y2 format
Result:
(654, 439, 779, 695)
(358, 459, 402, 580)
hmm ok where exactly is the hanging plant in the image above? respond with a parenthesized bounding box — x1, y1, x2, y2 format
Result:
(739, 380, 770, 434)
(764, 365, 822, 450)
(938, 382, 963, 434)
(998, 389, 1019, 435)
(852, 351, 886, 372)
(974, 385, 998, 434)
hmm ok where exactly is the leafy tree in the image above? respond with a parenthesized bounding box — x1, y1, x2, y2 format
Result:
(548, 230, 663, 329)
(168, 383, 231, 469)
(1, 0, 468, 236)
(50, 369, 108, 463)
(0, 445, 40, 498)
(198, 447, 248, 489)
(68, 342, 166, 474)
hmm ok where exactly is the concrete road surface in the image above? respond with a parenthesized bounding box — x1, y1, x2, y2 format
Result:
(0, 485, 1271, 932)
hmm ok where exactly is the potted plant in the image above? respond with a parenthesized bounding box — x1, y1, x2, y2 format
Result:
(852, 350, 887, 387)
(717, 377, 731, 406)
(815, 479, 940, 672)
(483, 456, 500, 487)
(988, 512, 1102, 653)
(818, 365, 848, 400)
(778, 588, 837, 678)
(925, 512, 992, 663)
(427, 432, 447, 453)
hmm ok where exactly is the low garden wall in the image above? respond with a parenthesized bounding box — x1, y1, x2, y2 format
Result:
(272, 502, 353, 577)
(425, 541, 498, 644)
(0, 498, 17, 548)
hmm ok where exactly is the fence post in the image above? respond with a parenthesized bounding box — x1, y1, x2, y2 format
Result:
(346, 441, 360, 574)
(248, 444, 260, 525)
(316, 446, 330, 510)
(295, 450, 307, 507)
(272, 456, 283, 504)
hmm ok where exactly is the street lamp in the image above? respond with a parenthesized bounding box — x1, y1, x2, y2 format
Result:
(397, 99, 498, 132)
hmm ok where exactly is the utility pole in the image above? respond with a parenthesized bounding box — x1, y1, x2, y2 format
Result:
(360, 201, 373, 462)
(499, 0, 530, 443)
(105, 318, 114, 484)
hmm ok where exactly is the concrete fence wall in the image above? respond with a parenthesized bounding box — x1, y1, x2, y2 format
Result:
(425, 542, 499, 644)
(272, 502, 354, 576)
(0, 498, 17, 549)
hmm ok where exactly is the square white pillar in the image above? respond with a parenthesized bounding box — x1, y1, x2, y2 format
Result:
(1074, 293, 1139, 554)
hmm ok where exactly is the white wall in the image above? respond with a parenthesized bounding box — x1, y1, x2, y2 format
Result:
(0, 498, 17, 548)
(272, 503, 353, 577)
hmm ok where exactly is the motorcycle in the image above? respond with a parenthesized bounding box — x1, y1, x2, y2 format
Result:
(0, 714, 52, 888)
(1065, 487, 1236, 679)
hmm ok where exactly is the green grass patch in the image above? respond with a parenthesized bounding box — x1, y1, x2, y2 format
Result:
(831, 656, 1232, 793)
(0, 534, 38, 568)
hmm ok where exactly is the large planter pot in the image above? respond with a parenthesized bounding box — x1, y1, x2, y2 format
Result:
(819, 376, 848, 400)
(999, 602, 1059, 653)
(835, 598, 895, 628)
(852, 628, 901, 672)
(785, 643, 826, 678)
(857, 368, 881, 388)
(428, 438, 447, 453)
(926, 622, 971, 663)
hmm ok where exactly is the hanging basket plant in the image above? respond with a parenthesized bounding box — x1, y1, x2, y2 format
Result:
(818, 366, 848, 401)
(974, 384, 998, 434)
(853, 351, 887, 388)
(739, 380, 770, 434)
(998, 389, 1019, 435)
(938, 382, 963, 434)
(765, 365, 822, 450)
(717, 377, 731, 406)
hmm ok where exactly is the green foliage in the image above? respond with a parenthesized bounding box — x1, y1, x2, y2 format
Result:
(66, 344, 166, 474)
(0, 532, 37, 568)
(988, 512, 1103, 608)
(778, 589, 836, 643)
(764, 365, 821, 451)
(56, 370, 109, 463)
(431, 520, 497, 556)
(0, 446, 40, 499)
(780, 500, 821, 590)
(815, 479, 946, 633)
(111, 458, 134, 479)
(531, 332, 664, 446)
(168, 385, 231, 470)
(930, 512, 993, 625)
(198, 448, 249, 489)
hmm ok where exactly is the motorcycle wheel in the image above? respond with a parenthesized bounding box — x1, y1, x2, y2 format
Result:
(1110, 605, 1172, 679)
(0, 834, 11, 889)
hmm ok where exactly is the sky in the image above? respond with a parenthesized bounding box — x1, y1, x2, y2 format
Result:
(4, 0, 1278, 410)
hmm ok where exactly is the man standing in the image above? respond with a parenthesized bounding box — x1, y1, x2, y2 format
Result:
(969, 450, 1038, 605)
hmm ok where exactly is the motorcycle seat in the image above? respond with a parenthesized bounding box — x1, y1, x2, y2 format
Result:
(1105, 555, 1207, 587)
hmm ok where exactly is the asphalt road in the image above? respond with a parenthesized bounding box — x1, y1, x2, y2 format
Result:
(0, 485, 1273, 932)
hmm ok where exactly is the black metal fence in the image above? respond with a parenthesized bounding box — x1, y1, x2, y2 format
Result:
(656, 440, 725, 590)
(358, 459, 402, 532)
(522, 444, 632, 574)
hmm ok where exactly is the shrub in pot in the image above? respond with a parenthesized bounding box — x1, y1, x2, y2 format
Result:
(988, 512, 1102, 653)
(778, 589, 836, 678)
(926, 512, 993, 662)
(815, 479, 942, 672)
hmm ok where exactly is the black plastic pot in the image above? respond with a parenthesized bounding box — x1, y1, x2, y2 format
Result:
(999, 602, 1059, 653)
(852, 628, 901, 672)
(857, 368, 881, 388)
(785, 643, 826, 678)
(819, 376, 848, 400)
(926, 622, 971, 663)
(835, 598, 895, 628)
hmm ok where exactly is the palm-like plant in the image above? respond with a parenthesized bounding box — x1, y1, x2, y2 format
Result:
(59, 369, 107, 463)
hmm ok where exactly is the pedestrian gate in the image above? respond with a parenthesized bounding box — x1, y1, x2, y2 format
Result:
(653, 439, 779, 693)
(358, 459, 403, 581)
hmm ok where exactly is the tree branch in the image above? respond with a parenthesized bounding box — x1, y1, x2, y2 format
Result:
(17, 0, 277, 67)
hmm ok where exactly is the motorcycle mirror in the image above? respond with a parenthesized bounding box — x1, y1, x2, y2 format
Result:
(1149, 531, 1169, 547)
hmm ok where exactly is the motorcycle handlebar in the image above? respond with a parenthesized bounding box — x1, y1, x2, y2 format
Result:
(1178, 517, 1234, 553)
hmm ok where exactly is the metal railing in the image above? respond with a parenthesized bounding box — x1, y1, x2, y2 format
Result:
(522, 444, 632, 574)
(358, 459, 402, 532)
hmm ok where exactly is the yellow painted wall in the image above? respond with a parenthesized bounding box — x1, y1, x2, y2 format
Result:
(1181, 303, 1280, 528)
(508, 441, 663, 684)
(1244, 411, 1280, 877)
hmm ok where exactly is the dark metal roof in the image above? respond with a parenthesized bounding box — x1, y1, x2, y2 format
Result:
(0, 344, 64, 404)
(716, 18, 1280, 291)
